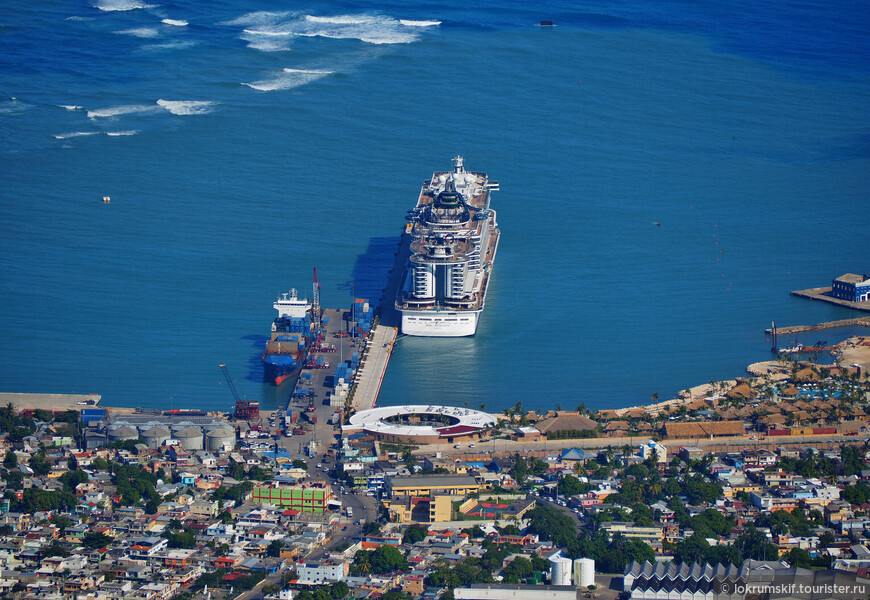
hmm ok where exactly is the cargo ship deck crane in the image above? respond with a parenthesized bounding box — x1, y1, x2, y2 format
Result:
(219, 363, 241, 404)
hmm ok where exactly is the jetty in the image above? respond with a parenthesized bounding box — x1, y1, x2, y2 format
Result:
(765, 316, 870, 335)
(790, 286, 870, 312)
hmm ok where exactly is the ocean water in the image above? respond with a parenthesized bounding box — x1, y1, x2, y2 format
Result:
(1, 0, 869, 413)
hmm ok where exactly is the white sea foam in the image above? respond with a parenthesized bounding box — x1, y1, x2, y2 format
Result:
(54, 131, 100, 139)
(243, 28, 292, 36)
(399, 20, 441, 27)
(142, 40, 196, 51)
(65, 16, 94, 21)
(87, 104, 161, 118)
(305, 15, 371, 25)
(117, 27, 160, 38)
(93, 0, 157, 12)
(243, 68, 333, 92)
(59, 105, 84, 111)
(106, 130, 139, 136)
(161, 18, 187, 26)
(296, 14, 418, 44)
(222, 11, 294, 27)
(0, 98, 26, 114)
(229, 12, 421, 49)
(156, 99, 216, 115)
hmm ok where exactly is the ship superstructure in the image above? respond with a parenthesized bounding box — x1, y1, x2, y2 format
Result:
(396, 156, 499, 336)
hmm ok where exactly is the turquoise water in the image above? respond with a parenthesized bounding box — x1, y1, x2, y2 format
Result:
(1, 1, 868, 412)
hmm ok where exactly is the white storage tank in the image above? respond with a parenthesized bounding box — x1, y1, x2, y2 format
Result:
(205, 425, 236, 452)
(107, 425, 139, 443)
(574, 557, 595, 587)
(173, 426, 204, 451)
(548, 551, 572, 586)
(141, 426, 171, 449)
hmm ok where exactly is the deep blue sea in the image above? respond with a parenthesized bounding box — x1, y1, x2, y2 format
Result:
(2, 0, 869, 414)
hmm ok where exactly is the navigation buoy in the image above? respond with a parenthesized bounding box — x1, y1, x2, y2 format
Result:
(102, 196, 111, 203)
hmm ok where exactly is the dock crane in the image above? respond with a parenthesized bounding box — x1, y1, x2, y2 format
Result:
(220, 363, 260, 420)
(219, 363, 241, 403)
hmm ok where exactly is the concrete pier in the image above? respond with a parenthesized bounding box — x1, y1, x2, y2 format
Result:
(350, 325, 397, 411)
(790, 287, 870, 312)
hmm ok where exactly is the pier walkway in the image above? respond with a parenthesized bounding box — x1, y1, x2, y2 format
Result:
(349, 324, 397, 412)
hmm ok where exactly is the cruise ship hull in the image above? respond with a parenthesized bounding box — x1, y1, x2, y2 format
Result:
(400, 310, 480, 337)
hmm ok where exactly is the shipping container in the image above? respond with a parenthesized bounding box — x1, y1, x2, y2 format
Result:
(767, 429, 791, 437)
(813, 427, 837, 435)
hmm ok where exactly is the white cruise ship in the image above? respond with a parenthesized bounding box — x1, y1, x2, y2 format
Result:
(396, 156, 500, 337)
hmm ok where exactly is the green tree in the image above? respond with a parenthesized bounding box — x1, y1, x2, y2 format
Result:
(403, 524, 428, 545)
(3, 450, 17, 470)
(29, 453, 50, 476)
(330, 581, 349, 599)
(82, 532, 113, 549)
(368, 545, 408, 574)
(266, 540, 284, 557)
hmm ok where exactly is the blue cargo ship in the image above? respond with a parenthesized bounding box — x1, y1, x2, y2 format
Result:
(262, 289, 311, 386)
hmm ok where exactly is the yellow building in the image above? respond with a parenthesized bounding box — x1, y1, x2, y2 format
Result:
(386, 495, 452, 524)
(386, 475, 483, 498)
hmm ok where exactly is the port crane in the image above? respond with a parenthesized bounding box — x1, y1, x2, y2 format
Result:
(219, 363, 241, 403)
(220, 364, 260, 420)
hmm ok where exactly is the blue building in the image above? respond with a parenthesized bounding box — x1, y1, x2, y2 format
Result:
(831, 273, 870, 302)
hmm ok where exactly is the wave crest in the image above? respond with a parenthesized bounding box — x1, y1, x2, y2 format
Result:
(156, 99, 216, 115)
(93, 0, 157, 12)
(243, 68, 333, 92)
(161, 18, 187, 27)
(87, 104, 160, 118)
(399, 20, 441, 27)
(116, 27, 160, 38)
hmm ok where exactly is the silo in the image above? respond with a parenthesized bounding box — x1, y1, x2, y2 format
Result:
(574, 558, 595, 587)
(141, 426, 171, 449)
(548, 551, 572, 586)
(107, 425, 139, 443)
(205, 425, 236, 452)
(173, 426, 204, 451)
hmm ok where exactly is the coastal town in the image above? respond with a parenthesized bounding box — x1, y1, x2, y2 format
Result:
(2, 328, 870, 600)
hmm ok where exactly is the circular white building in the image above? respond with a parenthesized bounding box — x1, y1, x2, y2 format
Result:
(342, 404, 497, 444)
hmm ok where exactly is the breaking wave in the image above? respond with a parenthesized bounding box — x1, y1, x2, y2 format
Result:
(161, 18, 187, 27)
(297, 14, 419, 44)
(106, 130, 139, 136)
(87, 104, 161, 118)
(59, 105, 84, 111)
(228, 11, 425, 49)
(54, 131, 100, 139)
(142, 40, 196, 51)
(93, 0, 157, 12)
(399, 20, 441, 27)
(116, 27, 160, 38)
(156, 99, 216, 115)
(243, 68, 333, 92)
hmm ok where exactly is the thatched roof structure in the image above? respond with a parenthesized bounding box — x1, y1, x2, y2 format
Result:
(662, 420, 745, 439)
(536, 412, 599, 435)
